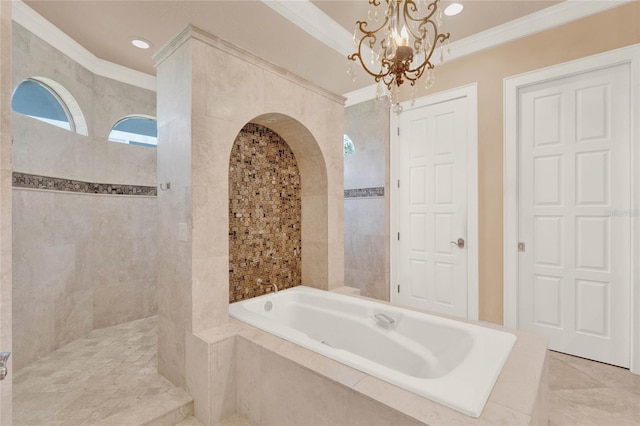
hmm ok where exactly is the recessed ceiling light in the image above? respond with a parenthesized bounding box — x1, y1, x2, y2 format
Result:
(444, 3, 464, 16)
(131, 38, 151, 50)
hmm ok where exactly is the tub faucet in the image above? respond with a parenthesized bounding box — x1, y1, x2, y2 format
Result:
(375, 313, 395, 327)
(256, 278, 278, 293)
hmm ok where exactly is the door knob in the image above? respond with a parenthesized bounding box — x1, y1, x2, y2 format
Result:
(449, 238, 465, 249)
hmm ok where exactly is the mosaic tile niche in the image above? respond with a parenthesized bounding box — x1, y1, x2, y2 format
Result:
(229, 123, 302, 303)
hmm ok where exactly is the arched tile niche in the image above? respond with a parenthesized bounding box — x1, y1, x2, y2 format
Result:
(154, 25, 345, 387)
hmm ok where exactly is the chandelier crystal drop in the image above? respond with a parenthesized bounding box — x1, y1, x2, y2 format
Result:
(348, 0, 450, 103)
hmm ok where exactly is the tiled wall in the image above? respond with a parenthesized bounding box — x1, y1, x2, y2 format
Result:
(344, 99, 390, 301)
(229, 123, 301, 303)
(156, 27, 344, 387)
(11, 23, 157, 370)
(12, 188, 157, 370)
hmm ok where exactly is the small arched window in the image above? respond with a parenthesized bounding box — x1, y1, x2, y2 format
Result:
(343, 134, 355, 156)
(11, 77, 88, 135)
(108, 116, 157, 148)
(12, 78, 71, 131)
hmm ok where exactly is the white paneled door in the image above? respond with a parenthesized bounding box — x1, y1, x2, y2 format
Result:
(518, 63, 631, 367)
(397, 96, 468, 318)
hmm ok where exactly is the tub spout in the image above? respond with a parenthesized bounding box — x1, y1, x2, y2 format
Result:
(256, 278, 278, 293)
(375, 313, 395, 327)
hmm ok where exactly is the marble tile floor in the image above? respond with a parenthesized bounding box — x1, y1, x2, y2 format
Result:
(549, 350, 639, 426)
(176, 414, 251, 426)
(13, 316, 192, 426)
(12, 314, 640, 426)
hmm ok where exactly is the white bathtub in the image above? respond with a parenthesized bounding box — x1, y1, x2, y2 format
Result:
(229, 286, 516, 418)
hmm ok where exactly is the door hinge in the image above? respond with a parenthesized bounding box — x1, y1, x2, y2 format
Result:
(397, 180, 400, 188)
(518, 242, 526, 252)
(397, 127, 400, 136)
(397, 232, 400, 240)
(397, 284, 400, 293)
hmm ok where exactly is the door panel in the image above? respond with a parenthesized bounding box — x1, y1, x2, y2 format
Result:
(398, 97, 468, 318)
(518, 63, 630, 367)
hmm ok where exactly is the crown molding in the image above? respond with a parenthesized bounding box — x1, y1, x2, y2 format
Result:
(261, 0, 354, 57)
(447, 0, 634, 62)
(11, 0, 156, 92)
(344, 84, 378, 108)
(10, 0, 634, 102)
(343, 0, 633, 105)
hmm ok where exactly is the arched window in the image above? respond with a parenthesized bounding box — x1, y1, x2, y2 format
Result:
(108, 116, 157, 148)
(343, 134, 355, 156)
(11, 77, 88, 135)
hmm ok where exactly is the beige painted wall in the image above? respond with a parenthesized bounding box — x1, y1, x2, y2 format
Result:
(397, 3, 640, 323)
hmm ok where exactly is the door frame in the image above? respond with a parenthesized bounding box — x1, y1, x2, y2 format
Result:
(503, 44, 640, 374)
(390, 83, 479, 320)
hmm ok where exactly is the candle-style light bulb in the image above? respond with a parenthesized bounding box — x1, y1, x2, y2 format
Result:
(400, 25, 409, 47)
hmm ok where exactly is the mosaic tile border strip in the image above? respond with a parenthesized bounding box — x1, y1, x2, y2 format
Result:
(344, 187, 385, 198)
(12, 172, 157, 196)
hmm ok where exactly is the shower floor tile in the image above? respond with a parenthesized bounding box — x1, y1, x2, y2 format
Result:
(13, 316, 192, 426)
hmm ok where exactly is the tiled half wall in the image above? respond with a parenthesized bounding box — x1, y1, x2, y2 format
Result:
(228, 123, 301, 303)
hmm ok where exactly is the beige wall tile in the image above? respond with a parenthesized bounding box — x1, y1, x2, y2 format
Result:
(344, 391, 422, 426)
(258, 349, 349, 425)
(156, 26, 344, 383)
(12, 190, 158, 369)
(158, 313, 187, 389)
(11, 22, 158, 370)
(235, 337, 261, 425)
(11, 24, 157, 187)
(192, 256, 229, 332)
(185, 332, 211, 425)
(209, 337, 236, 424)
(343, 98, 389, 301)
(54, 287, 93, 348)
(488, 331, 548, 416)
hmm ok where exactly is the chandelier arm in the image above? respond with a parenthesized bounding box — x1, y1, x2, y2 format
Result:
(402, 0, 444, 46)
(382, 72, 395, 90)
(405, 32, 449, 76)
(397, 55, 423, 86)
(356, 18, 388, 39)
(404, 0, 439, 27)
(348, 34, 394, 82)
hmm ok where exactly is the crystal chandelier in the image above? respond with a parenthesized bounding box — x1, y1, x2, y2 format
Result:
(347, 0, 450, 104)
